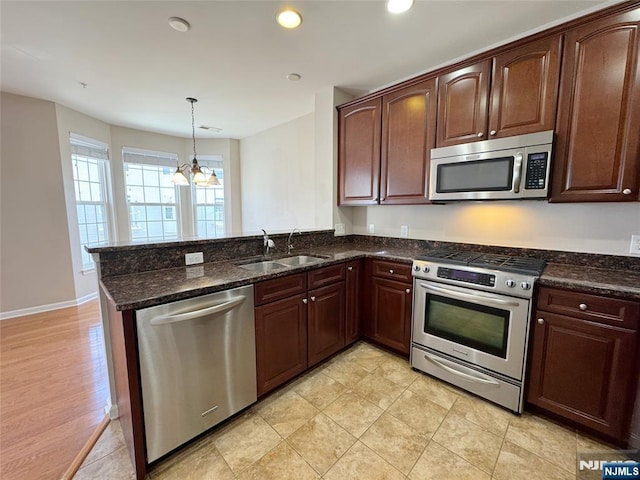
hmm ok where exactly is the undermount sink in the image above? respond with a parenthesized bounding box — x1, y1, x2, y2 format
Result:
(276, 255, 327, 266)
(237, 261, 288, 272)
(235, 254, 329, 272)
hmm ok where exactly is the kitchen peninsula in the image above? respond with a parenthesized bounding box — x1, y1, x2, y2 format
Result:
(89, 230, 640, 479)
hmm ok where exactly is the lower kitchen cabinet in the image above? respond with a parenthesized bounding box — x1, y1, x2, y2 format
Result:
(254, 264, 347, 395)
(308, 282, 345, 367)
(255, 293, 308, 397)
(364, 260, 413, 356)
(527, 286, 639, 443)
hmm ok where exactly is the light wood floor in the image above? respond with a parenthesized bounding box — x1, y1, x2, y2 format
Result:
(0, 300, 109, 480)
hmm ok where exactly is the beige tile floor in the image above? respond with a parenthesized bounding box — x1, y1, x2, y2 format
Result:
(75, 341, 621, 480)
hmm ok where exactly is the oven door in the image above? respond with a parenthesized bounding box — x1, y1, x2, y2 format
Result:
(412, 280, 531, 381)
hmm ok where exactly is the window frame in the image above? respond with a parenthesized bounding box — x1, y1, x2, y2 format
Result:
(191, 154, 226, 238)
(70, 133, 113, 272)
(122, 147, 182, 242)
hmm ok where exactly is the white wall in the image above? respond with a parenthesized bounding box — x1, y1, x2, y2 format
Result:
(0, 93, 77, 314)
(55, 104, 112, 302)
(350, 202, 640, 256)
(240, 113, 317, 233)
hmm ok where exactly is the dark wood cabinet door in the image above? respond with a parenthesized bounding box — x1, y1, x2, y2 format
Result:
(489, 35, 562, 138)
(369, 276, 412, 356)
(436, 60, 491, 147)
(551, 9, 640, 202)
(380, 78, 437, 204)
(338, 98, 382, 205)
(345, 260, 363, 345)
(527, 310, 637, 441)
(308, 282, 346, 367)
(255, 294, 308, 396)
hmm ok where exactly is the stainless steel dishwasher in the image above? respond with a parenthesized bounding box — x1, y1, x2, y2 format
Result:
(136, 285, 256, 463)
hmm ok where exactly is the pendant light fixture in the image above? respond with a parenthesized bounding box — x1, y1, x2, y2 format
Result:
(172, 97, 220, 186)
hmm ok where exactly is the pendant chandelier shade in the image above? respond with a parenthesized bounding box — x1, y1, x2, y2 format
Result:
(171, 97, 220, 187)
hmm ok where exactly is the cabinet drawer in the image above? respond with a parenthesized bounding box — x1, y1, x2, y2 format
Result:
(255, 273, 307, 306)
(308, 264, 345, 289)
(537, 287, 639, 330)
(370, 260, 412, 283)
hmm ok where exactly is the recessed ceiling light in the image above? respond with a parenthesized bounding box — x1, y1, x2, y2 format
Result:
(168, 17, 190, 32)
(386, 0, 414, 14)
(276, 8, 302, 29)
(286, 73, 301, 81)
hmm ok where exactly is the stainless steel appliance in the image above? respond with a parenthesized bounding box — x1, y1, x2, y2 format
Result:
(410, 251, 545, 413)
(429, 130, 554, 202)
(136, 285, 256, 463)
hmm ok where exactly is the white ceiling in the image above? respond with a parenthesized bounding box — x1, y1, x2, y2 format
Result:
(1, 0, 612, 140)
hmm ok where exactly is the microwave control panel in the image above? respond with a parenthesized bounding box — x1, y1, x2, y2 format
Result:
(524, 152, 548, 190)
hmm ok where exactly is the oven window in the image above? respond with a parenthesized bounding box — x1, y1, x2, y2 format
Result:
(425, 294, 509, 358)
(436, 157, 514, 193)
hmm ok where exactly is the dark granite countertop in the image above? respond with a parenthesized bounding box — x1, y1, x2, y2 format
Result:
(99, 242, 640, 311)
(100, 244, 419, 311)
(538, 263, 640, 301)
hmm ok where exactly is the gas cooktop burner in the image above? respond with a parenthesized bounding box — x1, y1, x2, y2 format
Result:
(415, 249, 546, 276)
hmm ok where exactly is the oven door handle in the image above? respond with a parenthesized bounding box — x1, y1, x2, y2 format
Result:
(419, 282, 521, 307)
(424, 353, 500, 386)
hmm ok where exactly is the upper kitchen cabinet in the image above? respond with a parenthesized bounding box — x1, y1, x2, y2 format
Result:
(338, 98, 382, 205)
(436, 61, 490, 147)
(380, 78, 437, 204)
(551, 9, 640, 202)
(338, 79, 437, 206)
(436, 35, 562, 147)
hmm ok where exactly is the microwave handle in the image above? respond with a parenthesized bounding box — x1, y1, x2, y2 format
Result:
(513, 152, 523, 193)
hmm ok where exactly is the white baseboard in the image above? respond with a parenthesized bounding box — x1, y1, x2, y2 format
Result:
(104, 397, 119, 419)
(0, 292, 98, 320)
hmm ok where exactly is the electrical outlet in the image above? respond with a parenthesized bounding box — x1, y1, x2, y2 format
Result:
(185, 252, 204, 265)
(368, 224, 375, 234)
(334, 223, 345, 235)
(630, 235, 640, 255)
(400, 225, 408, 238)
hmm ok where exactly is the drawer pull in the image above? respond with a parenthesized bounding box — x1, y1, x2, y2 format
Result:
(579, 303, 588, 311)
(347, 266, 353, 271)
(310, 296, 316, 302)
(302, 298, 308, 304)
(406, 288, 411, 294)
(537, 318, 544, 325)
(389, 269, 394, 274)
(623, 188, 632, 195)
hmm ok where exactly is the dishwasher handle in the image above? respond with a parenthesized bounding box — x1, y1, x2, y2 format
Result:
(150, 295, 246, 325)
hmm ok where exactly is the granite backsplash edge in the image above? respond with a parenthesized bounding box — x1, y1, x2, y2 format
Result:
(94, 232, 640, 278)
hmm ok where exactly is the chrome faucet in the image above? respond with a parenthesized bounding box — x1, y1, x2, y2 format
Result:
(287, 228, 300, 255)
(261, 229, 275, 256)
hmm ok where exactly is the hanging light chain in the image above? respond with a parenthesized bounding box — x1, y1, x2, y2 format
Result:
(188, 97, 198, 159)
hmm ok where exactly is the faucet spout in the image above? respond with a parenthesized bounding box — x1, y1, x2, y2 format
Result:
(287, 228, 301, 255)
(261, 229, 274, 255)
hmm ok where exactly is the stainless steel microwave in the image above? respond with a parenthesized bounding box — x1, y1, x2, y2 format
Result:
(429, 130, 554, 201)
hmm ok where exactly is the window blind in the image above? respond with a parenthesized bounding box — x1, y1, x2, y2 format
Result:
(123, 147, 178, 168)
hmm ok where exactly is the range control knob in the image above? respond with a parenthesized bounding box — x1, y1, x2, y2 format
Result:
(422, 266, 430, 273)
(413, 265, 421, 271)
(521, 281, 531, 290)
(505, 279, 516, 288)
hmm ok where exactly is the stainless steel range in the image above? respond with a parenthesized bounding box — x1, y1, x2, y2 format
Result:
(410, 250, 545, 413)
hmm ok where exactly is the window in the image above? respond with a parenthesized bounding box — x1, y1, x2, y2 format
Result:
(193, 155, 226, 237)
(70, 134, 111, 271)
(123, 148, 180, 241)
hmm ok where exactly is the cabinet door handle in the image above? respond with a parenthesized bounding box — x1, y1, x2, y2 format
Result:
(623, 188, 632, 195)
(406, 288, 411, 294)
(310, 296, 316, 302)
(490, 130, 497, 136)
(302, 298, 308, 304)
(347, 266, 353, 271)
(477, 132, 483, 138)
(537, 318, 544, 325)
(579, 303, 588, 311)
(389, 269, 394, 274)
